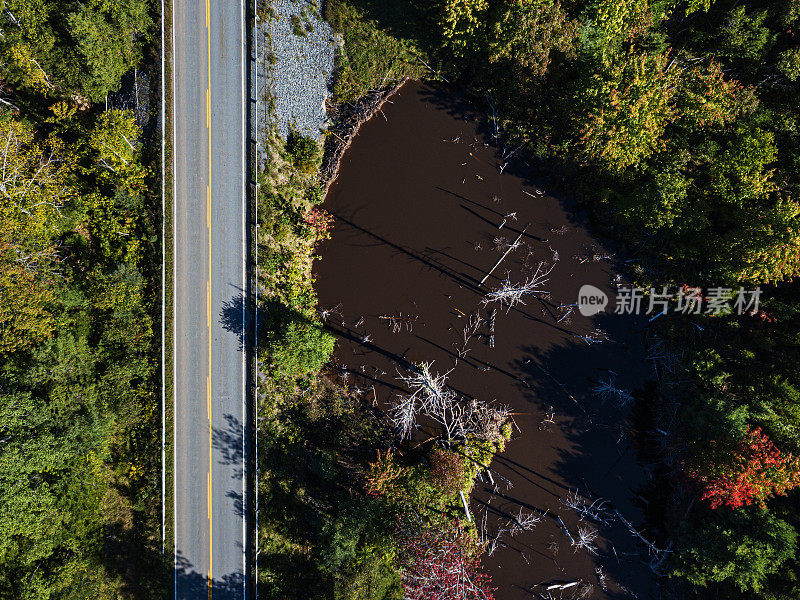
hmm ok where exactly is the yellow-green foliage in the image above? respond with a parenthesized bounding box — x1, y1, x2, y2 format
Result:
(0, 0, 152, 101)
(440, 0, 488, 58)
(584, 0, 653, 65)
(0, 99, 160, 596)
(0, 116, 71, 353)
(578, 51, 678, 172)
(88, 110, 148, 193)
(487, 0, 579, 77)
(324, 0, 425, 103)
(365, 423, 511, 530)
(258, 131, 328, 314)
(287, 131, 321, 175)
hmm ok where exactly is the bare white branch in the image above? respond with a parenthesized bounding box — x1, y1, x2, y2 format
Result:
(561, 490, 613, 525)
(573, 525, 599, 555)
(591, 374, 634, 408)
(390, 361, 510, 443)
(482, 262, 553, 312)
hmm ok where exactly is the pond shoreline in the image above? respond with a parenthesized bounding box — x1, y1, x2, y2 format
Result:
(319, 78, 409, 193)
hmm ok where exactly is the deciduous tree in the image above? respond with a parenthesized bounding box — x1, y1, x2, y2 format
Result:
(398, 522, 495, 600)
(486, 0, 578, 78)
(691, 426, 800, 509)
(578, 50, 679, 171)
(440, 0, 489, 59)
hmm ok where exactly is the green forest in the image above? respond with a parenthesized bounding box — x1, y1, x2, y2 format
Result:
(0, 0, 798, 599)
(0, 0, 164, 598)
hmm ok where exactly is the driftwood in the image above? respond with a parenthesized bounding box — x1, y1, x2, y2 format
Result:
(378, 312, 418, 333)
(459, 490, 472, 522)
(480, 223, 530, 285)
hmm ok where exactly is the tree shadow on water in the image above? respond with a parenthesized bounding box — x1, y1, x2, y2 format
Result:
(504, 313, 660, 597)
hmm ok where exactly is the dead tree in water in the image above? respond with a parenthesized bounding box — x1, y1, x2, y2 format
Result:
(390, 361, 509, 443)
(592, 374, 634, 408)
(561, 490, 612, 525)
(480, 223, 530, 285)
(510, 507, 542, 534)
(614, 508, 673, 570)
(477, 507, 540, 559)
(573, 525, 599, 555)
(482, 262, 554, 312)
(389, 361, 451, 440)
(454, 312, 483, 362)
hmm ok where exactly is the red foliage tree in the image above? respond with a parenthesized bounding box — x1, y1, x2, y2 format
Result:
(429, 449, 466, 496)
(693, 426, 800, 509)
(302, 207, 333, 237)
(398, 522, 495, 600)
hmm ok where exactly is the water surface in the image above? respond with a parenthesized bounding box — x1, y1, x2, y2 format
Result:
(315, 81, 657, 599)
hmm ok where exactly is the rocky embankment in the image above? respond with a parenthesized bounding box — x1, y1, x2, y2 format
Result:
(257, 0, 338, 142)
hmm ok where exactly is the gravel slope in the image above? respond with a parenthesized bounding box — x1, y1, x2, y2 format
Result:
(259, 0, 338, 141)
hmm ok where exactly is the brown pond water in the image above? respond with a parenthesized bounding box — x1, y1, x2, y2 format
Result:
(315, 82, 658, 599)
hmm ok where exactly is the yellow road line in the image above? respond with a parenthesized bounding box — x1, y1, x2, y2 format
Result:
(207, 472, 212, 519)
(207, 381, 212, 420)
(206, 0, 211, 84)
(206, 279, 212, 327)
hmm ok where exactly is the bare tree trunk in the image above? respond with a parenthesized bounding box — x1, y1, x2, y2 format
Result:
(480, 223, 529, 285)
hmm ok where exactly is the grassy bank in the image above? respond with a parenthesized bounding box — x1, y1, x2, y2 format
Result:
(161, 0, 176, 570)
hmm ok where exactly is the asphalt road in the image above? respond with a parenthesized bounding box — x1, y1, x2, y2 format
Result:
(172, 1, 248, 598)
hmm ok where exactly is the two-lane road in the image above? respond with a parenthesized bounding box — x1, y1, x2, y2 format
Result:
(172, 0, 249, 597)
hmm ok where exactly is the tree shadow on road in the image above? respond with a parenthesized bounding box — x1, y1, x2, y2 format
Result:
(213, 413, 245, 480)
(211, 413, 246, 521)
(220, 289, 247, 351)
(175, 551, 245, 600)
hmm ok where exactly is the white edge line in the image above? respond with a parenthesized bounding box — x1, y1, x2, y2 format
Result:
(160, 0, 166, 555)
(241, 0, 248, 596)
(171, 0, 177, 597)
(252, 0, 259, 594)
